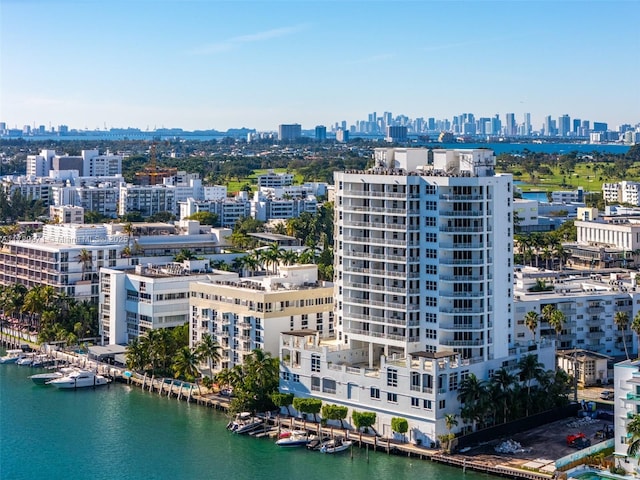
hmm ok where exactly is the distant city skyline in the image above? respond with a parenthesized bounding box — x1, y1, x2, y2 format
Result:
(2, 1, 638, 131)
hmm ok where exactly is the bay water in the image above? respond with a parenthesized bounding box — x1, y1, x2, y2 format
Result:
(0, 359, 491, 480)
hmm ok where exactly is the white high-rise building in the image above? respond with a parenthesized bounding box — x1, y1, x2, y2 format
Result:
(279, 148, 555, 444)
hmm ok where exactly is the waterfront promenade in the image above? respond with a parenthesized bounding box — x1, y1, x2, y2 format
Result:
(0, 333, 595, 480)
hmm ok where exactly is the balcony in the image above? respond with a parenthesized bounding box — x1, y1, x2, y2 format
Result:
(587, 307, 605, 314)
(627, 392, 640, 401)
(440, 339, 485, 347)
(439, 194, 485, 201)
(439, 226, 486, 233)
(439, 322, 485, 331)
(439, 210, 485, 217)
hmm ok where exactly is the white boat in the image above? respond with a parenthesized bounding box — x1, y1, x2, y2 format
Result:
(275, 430, 311, 447)
(226, 412, 263, 434)
(47, 369, 110, 389)
(0, 349, 26, 364)
(29, 367, 77, 386)
(320, 438, 353, 454)
(16, 353, 44, 366)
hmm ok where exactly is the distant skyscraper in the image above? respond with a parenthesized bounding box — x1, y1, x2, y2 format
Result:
(385, 125, 407, 143)
(544, 116, 554, 136)
(336, 128, 349, 143)
(505, 113, 516, 136)
(490, 115, 501, 136)
(278, 124, 302, 141)
(427, 118, 436, 131)
(572, 119, 581, 135)
(558, 114, 571, 137)
(315, 125, 327, 141)
(593, 122, 608, 132)
(524, 113, 531, 136)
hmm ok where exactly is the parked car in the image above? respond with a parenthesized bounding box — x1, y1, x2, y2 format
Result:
(600, 390, 614, 400)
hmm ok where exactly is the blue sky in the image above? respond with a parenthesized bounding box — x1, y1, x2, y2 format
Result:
(1, 0, 639, 132)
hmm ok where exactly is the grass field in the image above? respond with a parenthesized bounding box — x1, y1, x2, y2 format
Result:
(512, 162, 640, 193)
(226, 168, 305, 193)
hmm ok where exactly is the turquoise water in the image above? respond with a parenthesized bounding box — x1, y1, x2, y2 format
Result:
(0, 360, 492, 480)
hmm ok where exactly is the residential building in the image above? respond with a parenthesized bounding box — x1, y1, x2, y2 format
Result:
(513, 267, 639, 358)
(0, 223, 128, 302)
(257, 171, 294, 188)
(99, 259, 222, 345)
(118, 184, 177, 217)
(49, 205, 84, 224)
(278, 124, 302, 142)
(556, 349, 611, 387)
(278, 148, 555, 445)
(190, 264, 334, 371)
(551, 187, 584, 203)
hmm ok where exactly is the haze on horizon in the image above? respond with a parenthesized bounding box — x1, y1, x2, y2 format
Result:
(1, 0, 638, 132)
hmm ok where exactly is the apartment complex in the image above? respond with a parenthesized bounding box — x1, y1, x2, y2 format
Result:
(513, 267, 639, 358)
(278, 148, 555, 444)
(190, 265, 334, 372)
(0, 224, 128, 302)
(99, 260, 222, 345)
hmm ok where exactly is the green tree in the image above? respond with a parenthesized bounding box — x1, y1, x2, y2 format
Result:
(518, 354, 545, 416)
(185, 211, 218, 226)
(172, 346, 200, 382)
(524, 311, 539, 342)
(491, 368, 517, 423)
(457, 373, 489, 431)
(627, 414, 640, 457)
(271, 392, 295, 416)
(293, 397, 323, 422)
(195, 333, 221, 375)
(321, 404, 349, 428)
(615, 311, 630, 360)
(391, 417, 409, 442)
(631, 311, 640, 359)
(352, 410, 377, 435)
(76, 248, 94, 281)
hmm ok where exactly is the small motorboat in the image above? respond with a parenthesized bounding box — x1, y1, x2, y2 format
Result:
(275, 430, 311, 447)
(320, 437, 353, 454)
(226, 412, 263, 434)
(306, 435, 330, 451)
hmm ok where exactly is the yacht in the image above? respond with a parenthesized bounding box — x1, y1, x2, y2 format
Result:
(47, 370, 110, 389)
(29, 367, 77, 386)
(0, 349, 25, 364)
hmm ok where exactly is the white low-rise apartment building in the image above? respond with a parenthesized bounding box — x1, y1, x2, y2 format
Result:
(99, 259, 228, 345)
(602, 181, 640, 206)
(514, 267, 639, 358)
(0, 223, 128, 302)
(279, 148, 555, 445)
(190, 264, 334, 372)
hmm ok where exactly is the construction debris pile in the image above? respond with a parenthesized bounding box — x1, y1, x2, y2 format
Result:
(494, 439, 529, 454)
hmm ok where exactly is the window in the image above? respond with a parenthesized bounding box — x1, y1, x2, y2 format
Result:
(425, 249, 437, 258)
(292, 374, 300, 383)
(281, 371, 290, 381)
(425, 281, 437, 291)
(387, 369, 398, 387)
(425, 264, 437, 275)
(425, 216, 436, 227)
(311, 354, 321, 373)
(439, 400, 446, 409)
(370, 387, 380, 399)
(387, 392, 398, 403)
(411, 397, 420, 407)
(423, 399, 432, 410)
(425, 329, 437, 339)
(425, 296, 437, 307)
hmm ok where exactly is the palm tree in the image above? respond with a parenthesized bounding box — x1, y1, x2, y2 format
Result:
(615, 311, 631, 359)
(524, 311, 539, 342)
(123, 222, 134, 249)
(125, 337, 148, 372)
(632, 311, 640, 360)
(627, 414, 640, 457)
(263, 243, 283, 274)
(457, 374, 488, 431)
(491, 367, 517, 424)
(441, 413, 458, 452)
(196, 333, 221, 376)
(173, 346, 200, 382)
(76, 248, 93, 281)
(518, 354, 545, 416)
(549, 309, 566, 342)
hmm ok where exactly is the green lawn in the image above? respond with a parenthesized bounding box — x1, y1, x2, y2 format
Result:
(513, 162, 640, 193)
(226, 168, 305, 193)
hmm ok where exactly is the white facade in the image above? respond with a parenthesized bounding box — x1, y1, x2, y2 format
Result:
(26, 149, 56, 177)
(602, 181, 640, 206)
(203, 185, 227, 201)
(99, 260, 220, 345)
(119, 184, 177, 217)
(257, 171, 294, 188)
(576, 218, 640, 251)
(81, 149, 122, 177)
(513, 267, 639, 357)
(190, 265, 334, 372)
(279, 149, 555, 445)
